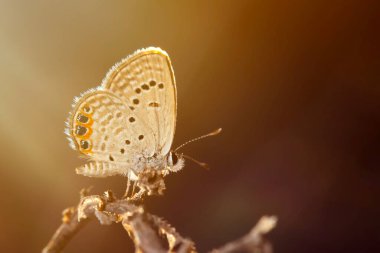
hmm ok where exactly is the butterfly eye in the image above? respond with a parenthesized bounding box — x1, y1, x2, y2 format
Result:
(172, 153, 178, 165)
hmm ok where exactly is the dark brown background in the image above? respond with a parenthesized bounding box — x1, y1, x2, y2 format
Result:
(0, 1, 379, 252)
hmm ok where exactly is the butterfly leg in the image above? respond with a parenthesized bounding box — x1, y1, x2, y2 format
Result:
(123, 178, 131, 198)
(135, 188, 146, 200)
(130, 181, 137, 198)
(126, 180, 147, 201)
(129, 187, 146, 201)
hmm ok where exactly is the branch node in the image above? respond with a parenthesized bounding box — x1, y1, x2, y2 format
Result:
(61, 207, 75, 224)
(77, 195, 105, 221)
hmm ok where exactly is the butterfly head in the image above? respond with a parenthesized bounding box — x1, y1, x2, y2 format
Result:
(167, 151, 185, 172)
(167, 128, 222, 172)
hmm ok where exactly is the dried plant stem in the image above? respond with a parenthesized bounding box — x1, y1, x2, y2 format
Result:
(42, 190, 276, 253)
(211, 216, 277, 253)
(42, 207, 88, 253)
(42, 189, 195, 253)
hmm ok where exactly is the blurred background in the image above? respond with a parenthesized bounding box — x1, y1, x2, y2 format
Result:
(0, 0, 379, 252)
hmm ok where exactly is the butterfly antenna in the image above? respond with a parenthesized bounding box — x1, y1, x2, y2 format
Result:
(183, 154, 210, 170)
(174, 128, 222, 152)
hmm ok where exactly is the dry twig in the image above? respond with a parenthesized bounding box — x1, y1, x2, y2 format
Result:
(42, 189, 276, 253)
(211, 216, 277, 253)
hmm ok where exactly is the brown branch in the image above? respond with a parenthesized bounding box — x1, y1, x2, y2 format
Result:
(42, 189, 276, 253)
(42, 207, 88, 253)
(42, 189, 195, 253)
(42, 188, 92, 253)
(211, 216, 277, 253)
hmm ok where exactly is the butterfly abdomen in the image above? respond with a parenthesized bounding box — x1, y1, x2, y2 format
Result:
(76, 161, 124, 177)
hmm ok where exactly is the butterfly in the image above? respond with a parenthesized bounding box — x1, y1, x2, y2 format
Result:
(65, 47, 221, 198)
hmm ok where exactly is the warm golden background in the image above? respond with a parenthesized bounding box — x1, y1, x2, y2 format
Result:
(0, 1, 379, 252)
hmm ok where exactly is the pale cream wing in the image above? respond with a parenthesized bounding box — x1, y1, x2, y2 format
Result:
(66, 89, 156, 176)
(101, 47, 177, 155)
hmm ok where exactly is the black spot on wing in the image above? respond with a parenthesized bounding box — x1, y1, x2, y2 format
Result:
(149, 102, 160, 108)
(141, 83, 149, 90)
(75, 125, 87, 136)
(77, 114, 89, 123)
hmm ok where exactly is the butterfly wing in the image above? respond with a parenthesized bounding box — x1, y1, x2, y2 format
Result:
(66, 89, 156, 178)
(101, 47, 177, 156)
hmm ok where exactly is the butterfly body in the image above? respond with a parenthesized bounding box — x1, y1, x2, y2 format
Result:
(66, 47, 184, 185)
(75, 151, 184, 180)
